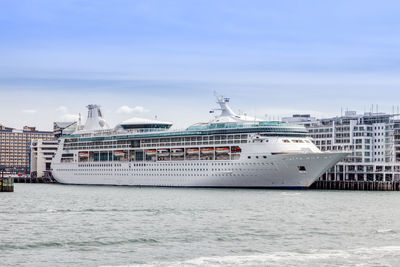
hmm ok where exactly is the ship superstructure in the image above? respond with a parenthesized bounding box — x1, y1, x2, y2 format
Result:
(52, 96, 348, 188)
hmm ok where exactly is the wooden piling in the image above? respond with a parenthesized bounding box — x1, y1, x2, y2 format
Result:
(0, 177, 14, 192)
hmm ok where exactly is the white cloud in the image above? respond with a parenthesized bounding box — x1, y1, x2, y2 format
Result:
(21, 109, 37, 114)
(60, 114, 79, 122)
(56, 105, 68, 113)
(116, 105, 146, 114)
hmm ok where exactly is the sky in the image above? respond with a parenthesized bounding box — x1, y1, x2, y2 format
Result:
(1, 0, 400, 130)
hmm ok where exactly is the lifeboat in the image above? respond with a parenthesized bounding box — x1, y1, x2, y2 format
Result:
(79, 152, 89, 157)
(231, 146, 242, 153)
(215, 147, 230, 154)
(186, 148, 199, 155)
(171, 148, 184, 157)
(113, 151, 125, 157)
(200, 147, 214, 154)
(158, 149, 170, 157)
(146, 149, 157, 155)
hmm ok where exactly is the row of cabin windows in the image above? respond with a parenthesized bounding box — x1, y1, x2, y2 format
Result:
(63, 135, 248, 149)
(64, 140, 248, 150)
(57, 162, 278, 172)
(63, 137, 310, 150)
(77, 160, 273, 168)
(72, 172, 275, 177)
(75, 161, 273, 170)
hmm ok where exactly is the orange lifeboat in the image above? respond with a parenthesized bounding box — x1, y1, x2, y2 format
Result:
(146, 149, 157, 155)
(215, 147, 230, 154)
(171, 148, 184, 156)
(186, 148, 199, 155)
(200, 147, 214, 154)
(113, 151, 125, 156)
(231, 146, 242, 153)
(158, 149, 170, 157)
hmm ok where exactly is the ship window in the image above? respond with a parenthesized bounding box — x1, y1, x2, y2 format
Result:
(297, 166, 306, 172)
(248, 156, 251, 159)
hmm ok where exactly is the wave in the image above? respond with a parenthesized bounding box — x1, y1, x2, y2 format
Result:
(376, 229, 396, 234)
(1, 208, 160, 214)
(0, 238, 158, 250)
(104, 246, 400, 267)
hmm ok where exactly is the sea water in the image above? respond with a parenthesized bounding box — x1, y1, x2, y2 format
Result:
(1, 184, 400, 266)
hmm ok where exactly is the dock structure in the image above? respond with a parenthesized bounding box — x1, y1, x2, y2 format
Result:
(311, 180, 400, 191)
(0, 177, 14, 192)
(13, 176, 57, 183)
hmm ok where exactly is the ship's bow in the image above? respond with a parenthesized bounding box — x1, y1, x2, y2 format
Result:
(279, 152, 349, 188)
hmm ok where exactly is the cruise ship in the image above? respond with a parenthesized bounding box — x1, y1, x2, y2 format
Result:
(52, 95, 348, 188)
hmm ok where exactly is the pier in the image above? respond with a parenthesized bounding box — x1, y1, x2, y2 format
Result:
(13, 176, 57, 184)
(311, 180, 400, 191)
(0, 177, 14, 192)
(0, 168, 14, 192)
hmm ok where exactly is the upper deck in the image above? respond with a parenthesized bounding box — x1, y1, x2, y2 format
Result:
(63, 94, 308, 144)
(63, 121, 307, 144)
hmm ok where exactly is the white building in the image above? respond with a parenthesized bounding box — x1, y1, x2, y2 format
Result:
(281, 114, 317, 127)
(283, 111, 400, 182)
(30, 140, 58, 178)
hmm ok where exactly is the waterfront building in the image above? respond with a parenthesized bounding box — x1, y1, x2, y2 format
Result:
(281, 114, 317, 127)
(283, 111, 400, 182)
(0, 125, 55, 172)
(30, 139, 58, 178)
(0, 124, 13, 131)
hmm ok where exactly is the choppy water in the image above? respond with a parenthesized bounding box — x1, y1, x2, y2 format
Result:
(1, 184, 400, 267)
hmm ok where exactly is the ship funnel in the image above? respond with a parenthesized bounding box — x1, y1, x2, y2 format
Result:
(84, 104, 110, 131)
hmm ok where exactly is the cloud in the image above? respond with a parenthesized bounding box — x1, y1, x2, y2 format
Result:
(21, 109, 37, 114)
(60, 113, 79, 121)
(56, 105, 68, 113)
(116, 105, 146, 114)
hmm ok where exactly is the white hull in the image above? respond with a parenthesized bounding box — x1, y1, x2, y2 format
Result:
(52, 152, 346, 188)
(52, 97, 349, 189)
